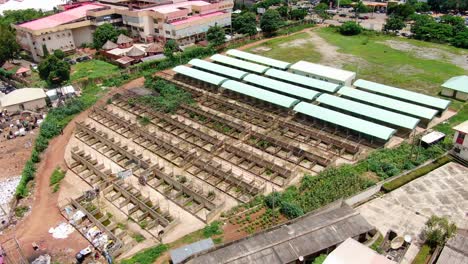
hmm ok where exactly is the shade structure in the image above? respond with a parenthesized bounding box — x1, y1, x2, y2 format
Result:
(226, 49, 291, 70)
(338, 86, 438, 121)
(173, 65, 228, 86)
(317, 93, 420, 130)
(243, 73, 322, 101)
(265, 68, 341, 93)
(221, 80, 300, 108)
(189, 59, 249, 79)
(354, 79, 450, 111)
(294, 102, 396, 141)
(210, 54, 270, 74)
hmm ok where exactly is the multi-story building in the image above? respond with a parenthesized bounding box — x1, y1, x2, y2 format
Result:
(13, 0, 233, 61)
(453, 121, 468, 162)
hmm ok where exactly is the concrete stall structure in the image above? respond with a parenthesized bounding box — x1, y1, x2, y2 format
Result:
(441, 75, 468, 101)
(288, 61, 356, 86)
(0, 88, 46, 112)
(453, 121, 468, 162)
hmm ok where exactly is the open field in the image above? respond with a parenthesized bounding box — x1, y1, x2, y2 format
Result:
(71, 59, 119, 82)
(247, 28, 468, 101)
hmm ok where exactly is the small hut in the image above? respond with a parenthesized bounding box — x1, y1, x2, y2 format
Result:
(116, 34, 133, 48)
(126, 46, 145, 60)
(102, 40, 118, 50)
(116, 56, 135, 68)
(145, 42, 164, 56)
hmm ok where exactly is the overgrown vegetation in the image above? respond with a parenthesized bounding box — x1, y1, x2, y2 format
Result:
(120, 244, 168, 264)
(14, 206, 29, 218)
(412, 244, 432, 264)
(203, 221, 223, 238)
(71, 60, 119, 82)
(422, 215, 457, 248)
(382, 155, 452, 192)
(15, 85, 104, 198)
(133, 233, 146, 243)
(370, 233, 384, 254)
(49, 167, 66, 193)
(312, 254, 327, 264)
(131, 78, 192, 113)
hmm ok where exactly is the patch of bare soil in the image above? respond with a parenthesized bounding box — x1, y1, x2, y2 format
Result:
(305, 31, 368, 69)
(278, 38, 310, 48)
(380, 40, 468, 70)
(0, 132, 36, 180)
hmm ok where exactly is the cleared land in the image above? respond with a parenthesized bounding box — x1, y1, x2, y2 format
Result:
(71, 59, 119, 82)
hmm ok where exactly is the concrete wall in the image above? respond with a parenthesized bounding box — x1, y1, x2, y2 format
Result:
(455, 91, 468, 101)
(441, 88, 454, 97)
(2, 98, 46, 112)
(72, 26, 94, 48)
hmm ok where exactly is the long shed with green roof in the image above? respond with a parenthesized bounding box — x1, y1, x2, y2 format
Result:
(265, 68, 341, 93)
(226, 49, 291, 70)
(441, 75, 468, 101)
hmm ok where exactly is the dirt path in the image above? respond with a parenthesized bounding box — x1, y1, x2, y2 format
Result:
(0, 78, 145, 261)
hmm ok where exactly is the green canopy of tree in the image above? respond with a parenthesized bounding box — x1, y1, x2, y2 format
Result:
(232, 11, 258, 36)
(0, 8, 49, 27)
(0, 25, 20, 65)
(92, 23, 122, 49)
(314, 3, 331, 23)
(206, 24, 226, 46)
(38, 55, 70, 86)
(440, 15, 466, 33)
(452, 29, 468, 48)
(163, 39, 178, 58)
(339, 21, 363, 36)
(53, 49, 65, 60)
(422, 215, 457, 247)
(260, 9, 284, 35)
(411, 14, 456, 43)
(387, 3, 415, 20)
(383, 16, 406, 32)
(255, 0, 283, 10)
(354, 1, 370, 14)
(290, 8, 307, 20)
(277, 5, 289, 18)
(428, 0, 468, 12)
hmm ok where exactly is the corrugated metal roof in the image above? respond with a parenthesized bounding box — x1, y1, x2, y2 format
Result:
(289, 61, 356, 83)
(221, 80, 300, 108)
(441, 75, 468, 94)
(265, 68, 341, 93)
(173, 65, 228, 86)
(210, 54, 270, 74)
(243, 73, 322, 101)
(317, 94, 420, 130)
(294, 102, 396, 140)
(338, 86, 438, 120)
(0, 88, 46, 108)
(170, 238, 214, 264)
(354, 79, 450, 111)
(226, 49, 291, 70)
(189, 59, 248, 79)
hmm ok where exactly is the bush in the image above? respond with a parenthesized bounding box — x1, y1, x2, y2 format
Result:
(422, 215, 457, 247)
(203, 221, 223, 238)
(120, 244, 169, 264)
(382, 155, 452, 192)
(339, 21, 363, 36)
(50, 167, 65, 192)
(31, 149, 40, 163)
(264, 192, 282, 209)
(280, 202, 304, 219)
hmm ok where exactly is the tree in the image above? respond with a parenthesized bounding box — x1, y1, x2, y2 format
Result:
(413, 2, 431, 12)
(232, 11, 257, 36)
(53, 49, 65, 60)
(422, 215, 457, 247)
(383, 16, 406, 33)
(290, 8, 307, 20)
(38, 55, 70, 86)
(42, 44, 49, 57)
(163, 39, 178, 58)
(387, 3, 415, 20)
(0, 8, 47, 27)
(277, 5, 289, 18)
(92, 23, 120, 49)
(452, 30, 468, 48)
(440, 15, 466, 33)
(0, 25, 20, 65)
(314, 3, 331, 23)
(339, 21, 362, 36)
(206, 24, 225, 47)
(260, 9, 284, 35)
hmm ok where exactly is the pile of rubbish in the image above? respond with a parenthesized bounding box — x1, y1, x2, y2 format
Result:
(48, 222, 75, 239)
(0, 111, 44, 140)
(31, 254, 51, 264)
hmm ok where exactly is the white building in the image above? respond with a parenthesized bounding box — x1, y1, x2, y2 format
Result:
(288, 61, 356, 86)
(441, 75, 468, 101)
(453, 121, 468, 161)
(0, 88, 47, 112)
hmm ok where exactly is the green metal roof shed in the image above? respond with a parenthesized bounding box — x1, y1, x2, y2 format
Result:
(441, 75, 468, 93)
(293, 102, 396, 141)
(354, 79, 450, 111)
(317, 94, 420, 130)
(188, 59, 249, 80)
(265, 69, 341, 93)
(173, 65, 228, 86)
(221, 80, 300, 108)
(338, 86, 438, 121)
(210, 54, 270, 74)
(226, 49, 291, 70)
(243, 73, 322, 101)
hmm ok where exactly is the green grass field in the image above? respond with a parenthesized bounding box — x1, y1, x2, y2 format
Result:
(71, 59, 119, 82)
(246, 32, 322, 63)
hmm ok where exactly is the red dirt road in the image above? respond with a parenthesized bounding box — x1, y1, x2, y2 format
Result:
(0, 78, 145, 261)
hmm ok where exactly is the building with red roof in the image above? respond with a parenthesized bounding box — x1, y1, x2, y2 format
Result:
(14, 0, 233, 62)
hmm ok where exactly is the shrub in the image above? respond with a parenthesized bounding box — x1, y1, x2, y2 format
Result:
(339, 21, 363, 36)
(280, 202, 304, 219)
(31, 149, 40, 163)
(203, 221, 223, 238)
(265, 192, 282, 209)
(422, 215, 457, 248)
(15, 206, 29, 218)
(120, 244, 168, 264)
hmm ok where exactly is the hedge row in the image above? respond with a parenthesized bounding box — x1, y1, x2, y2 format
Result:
(382, 155, 452, 193)
(15, 86, 100, 198)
